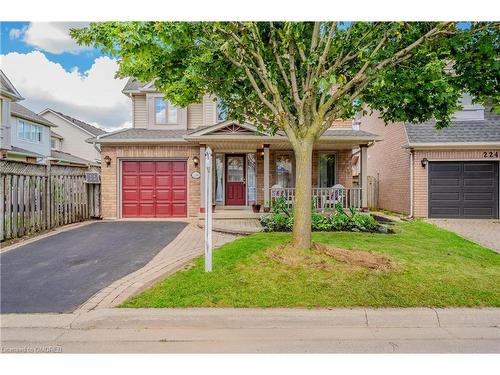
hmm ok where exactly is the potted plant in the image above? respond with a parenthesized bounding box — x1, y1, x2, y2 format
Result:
(263, 201, 271, 213)
(251, 202, 261, 213)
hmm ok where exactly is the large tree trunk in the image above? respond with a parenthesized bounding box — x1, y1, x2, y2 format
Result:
(291, 139, 314, 249)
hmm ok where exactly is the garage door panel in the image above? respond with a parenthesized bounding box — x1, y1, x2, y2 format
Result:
(156, 175, 171, 187)
(172, 175, 187, 187)
(429, 178, 460, 187)
(156, 161, 172, 173)
(122, 160, 187, 218)
(171, 203, 187, 217)
(172, 161, 187, 172)
(156, 189, 171, 200)
(428, 161, 498, 219)
(122, 161, 139, 173)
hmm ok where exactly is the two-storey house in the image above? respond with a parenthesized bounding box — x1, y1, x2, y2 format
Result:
(88, 79, 381, 220)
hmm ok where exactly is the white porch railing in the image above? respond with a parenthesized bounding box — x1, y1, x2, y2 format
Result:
(269, 187, 362, 211)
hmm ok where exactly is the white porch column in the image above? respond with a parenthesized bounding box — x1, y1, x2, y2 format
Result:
(199, 144, 205, 212)
(263, 144, 270, 204)
(360, 144, 368, 210)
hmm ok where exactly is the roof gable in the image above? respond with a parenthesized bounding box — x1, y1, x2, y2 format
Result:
(39, 109, 107, 136)
(0, 70, 23, 101)
(11, 103, 55, 127)
(186, 120, 276, 138)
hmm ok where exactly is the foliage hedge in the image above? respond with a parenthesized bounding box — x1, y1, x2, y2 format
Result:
(260, 197, 382, 233)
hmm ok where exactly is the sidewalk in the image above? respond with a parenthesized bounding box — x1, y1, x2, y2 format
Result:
(1, 308, 499, 353)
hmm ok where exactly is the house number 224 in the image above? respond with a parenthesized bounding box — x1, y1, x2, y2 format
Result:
(483, 151, 499, 158)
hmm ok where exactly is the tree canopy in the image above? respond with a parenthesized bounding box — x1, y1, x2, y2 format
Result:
(72, 22, 500, 248)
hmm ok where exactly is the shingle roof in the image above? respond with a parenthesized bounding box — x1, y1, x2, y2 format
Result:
(123, 78, 146, 92)
(11, 103, 55, 127)
(52, 110, 107, 136)
(8, 146, 43, 158)
(50, 150, 97, 166)
(405, 110, 500, 144)
(322, 129, 379, 138)
(88, 128, 188, 142)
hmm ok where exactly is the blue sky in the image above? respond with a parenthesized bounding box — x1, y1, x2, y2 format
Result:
(1, 22, 105, 72)
(0, 22, 130, 129)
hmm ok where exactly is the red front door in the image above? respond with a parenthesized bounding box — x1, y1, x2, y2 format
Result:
(225, 155, 246, 206)
(122, 160, 187, 218)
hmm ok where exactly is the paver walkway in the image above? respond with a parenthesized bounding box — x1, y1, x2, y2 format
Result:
(197, 218, 263, 234)
(1, 308, 498, 353)
(428, 219, 500, 254)
(79, 224, 238, 311)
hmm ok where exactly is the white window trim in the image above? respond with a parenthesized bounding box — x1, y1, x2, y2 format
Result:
(17, 119, 43, 144)
(154, 97, 178, 125)
(146, 93, 186, 130)
(275, 151, 295, 188)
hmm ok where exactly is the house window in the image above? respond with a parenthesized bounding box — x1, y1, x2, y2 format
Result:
(214, 154, 224, 204)
(216, 98, 228, 122)
(17, 120, 42, 143)
(155, 97, 177, 124)
(319, 153, 336, 187)
(276, 153, 294, 188)
(247, 153, 256, 204)
(51, 138, 56, 149)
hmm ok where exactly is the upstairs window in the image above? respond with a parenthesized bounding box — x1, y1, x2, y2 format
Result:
(17, 120, 42, 143)
(155, 97, 178, 124)
(216, 98, 228, 122)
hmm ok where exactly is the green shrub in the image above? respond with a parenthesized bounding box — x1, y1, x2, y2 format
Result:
(259, 202, 383, 233)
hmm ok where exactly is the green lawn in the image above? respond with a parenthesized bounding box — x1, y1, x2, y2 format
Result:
(122, 220, 500, 308)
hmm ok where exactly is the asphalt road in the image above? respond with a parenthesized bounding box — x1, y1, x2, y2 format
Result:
(0, 221, 187, 313)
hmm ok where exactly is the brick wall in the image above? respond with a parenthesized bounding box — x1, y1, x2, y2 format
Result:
(100, 144, 200, 219)
(359, 111, 410, 214)
(412, 148, 500, 217)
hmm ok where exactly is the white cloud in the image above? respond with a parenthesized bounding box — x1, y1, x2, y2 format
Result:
(1, 51, 131, 129)
(23, 22, 92, 55)
(9, 27, 24, 40)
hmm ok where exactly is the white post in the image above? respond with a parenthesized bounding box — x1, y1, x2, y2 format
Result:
(360, 145, 368, 210)
(204, 146, 213, 272)
(263, 145, 270, 205)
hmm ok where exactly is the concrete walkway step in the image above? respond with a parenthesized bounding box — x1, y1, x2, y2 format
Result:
(197, 218, 263, 235)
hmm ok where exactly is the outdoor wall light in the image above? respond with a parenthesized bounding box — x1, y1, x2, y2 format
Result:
(193, 156, 200, 168)
(421, 158, 428, 168)
(103, 155, 111, 167)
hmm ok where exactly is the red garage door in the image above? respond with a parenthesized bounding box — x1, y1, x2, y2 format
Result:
(122, 160, 187, 218)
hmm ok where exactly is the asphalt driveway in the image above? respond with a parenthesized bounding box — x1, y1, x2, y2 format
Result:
(0, 221, 187, 313)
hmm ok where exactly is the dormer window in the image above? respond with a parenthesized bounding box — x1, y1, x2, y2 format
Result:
(155, 97, 178, 124)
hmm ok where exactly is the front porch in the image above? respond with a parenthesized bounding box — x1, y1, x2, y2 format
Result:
(188, 120, 375, 218)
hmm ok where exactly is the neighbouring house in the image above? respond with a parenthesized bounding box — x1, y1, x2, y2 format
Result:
(39, 108, 107, 163)
(87, 78, 381, 219)
(1, 70, 54, 163)
(359, 94, 500, 219)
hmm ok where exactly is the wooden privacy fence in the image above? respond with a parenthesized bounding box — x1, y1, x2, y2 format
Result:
(0, 160, 101, 242)
(367, 175, 379, 210)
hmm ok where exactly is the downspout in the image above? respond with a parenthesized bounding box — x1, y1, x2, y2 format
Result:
(409, 149, 414, 218)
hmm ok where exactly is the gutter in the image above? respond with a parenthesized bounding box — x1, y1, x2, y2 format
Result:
(409, 149, 414, 218)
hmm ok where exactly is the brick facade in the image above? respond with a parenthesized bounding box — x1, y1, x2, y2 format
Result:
(100, 144, 200, 219)
(412, 148, 500, 217)
(101, 145, 354, 217)
(359, 111, 411, 214)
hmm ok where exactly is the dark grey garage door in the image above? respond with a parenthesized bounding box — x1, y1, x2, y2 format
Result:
(428, 161, 499, 219)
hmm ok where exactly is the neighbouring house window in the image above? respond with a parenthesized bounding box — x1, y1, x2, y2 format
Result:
(247, 153, 256, 204)
(214, 154, 224, 204)
(50, 138, 56, 149)
(460, 92, 473, 107)
(276, 153, 294, 188)
(319, 153, 336, 187)
(17, 120, 42, 143)
(155, 97, 178, 124)
(216, 98, 228, 122)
